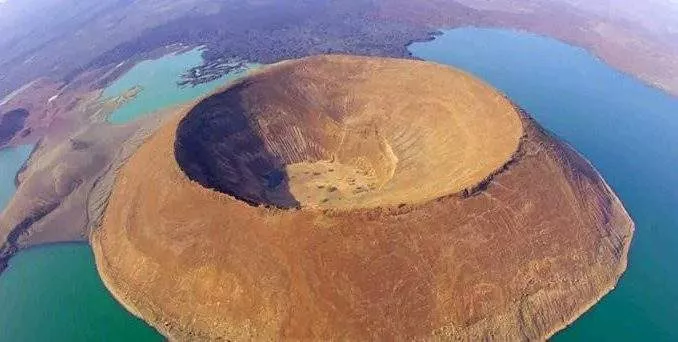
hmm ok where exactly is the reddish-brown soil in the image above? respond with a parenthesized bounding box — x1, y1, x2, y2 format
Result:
(93, 55, 633, 341)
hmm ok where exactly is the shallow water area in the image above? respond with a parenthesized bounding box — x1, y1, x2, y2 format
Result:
(103, 47, 255, 124)
(410, 27, 678, 340)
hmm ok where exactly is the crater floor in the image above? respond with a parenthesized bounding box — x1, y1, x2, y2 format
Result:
(92, 55, 633, 341)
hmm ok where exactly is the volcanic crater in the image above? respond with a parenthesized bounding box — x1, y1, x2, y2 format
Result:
(93, 55, 633, 341)
(173, 57, 521, 209)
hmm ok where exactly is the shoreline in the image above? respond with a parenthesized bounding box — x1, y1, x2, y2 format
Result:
(544, 170, 635, 339)
(91, 235, 172, 340)
(404, 27, 639, 339)
(9, 209, 632, 342)
(405, 28, 639, 338)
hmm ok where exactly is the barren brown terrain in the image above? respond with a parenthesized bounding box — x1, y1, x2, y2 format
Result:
(93, 55, 633, 341)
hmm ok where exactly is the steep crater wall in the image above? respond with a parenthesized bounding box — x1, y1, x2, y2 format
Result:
(174, 56, 522, 209)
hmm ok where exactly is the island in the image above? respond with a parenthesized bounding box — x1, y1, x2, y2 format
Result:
(92, 55, 633, 340)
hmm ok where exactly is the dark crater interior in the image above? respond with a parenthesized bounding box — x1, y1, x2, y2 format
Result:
(174, 83, 299, 209)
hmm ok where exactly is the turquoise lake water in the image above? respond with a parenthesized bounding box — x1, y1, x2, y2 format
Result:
(103, 47, 254, 124)
(0, 244, 162, 341)
(0, 145, 32, 210)
(0, 142, 160, 341)
(1, 146, 159, 340)
(410, 27, 678, 340)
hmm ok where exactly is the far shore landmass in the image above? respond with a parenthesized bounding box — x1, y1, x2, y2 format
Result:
(2, 0, 677, 100)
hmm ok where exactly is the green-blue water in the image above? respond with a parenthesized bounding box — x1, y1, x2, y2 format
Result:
(104, 47, 254, 124)
(410, 27, 678, 340)
(0, 145, 32, 210)
(0, 244, 162, 341)
(0, 141, 159, 341)
(1, 146, 159, 340)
